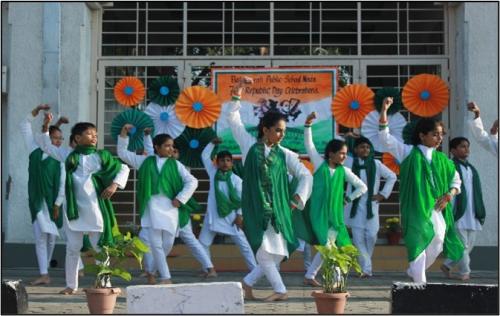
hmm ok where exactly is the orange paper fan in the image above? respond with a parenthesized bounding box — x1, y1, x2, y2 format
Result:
(382, 153, 400, 175)
(402, 74, 449, 117)
(114, 76, 146, 107)
(175, 86, 222, 128)
(300, 159, 314, 175)
(332, 84, 375, 128)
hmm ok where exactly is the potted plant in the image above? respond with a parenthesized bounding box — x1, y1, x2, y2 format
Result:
(385, 217, 402, 245)
(84, 232, 149, 314)
(311, 243, 362, 314)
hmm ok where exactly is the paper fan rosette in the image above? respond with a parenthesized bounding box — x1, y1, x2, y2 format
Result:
(402, 74, 449, 117)
(144, 102, 185, 138)
(114, 76, 145, 107)
(111, 109, 154, 152)
(402, 119, 419, 145)
(148, 76, 180, 106)
(332, 84, 375, 128)
(174, 127, 217, 168)
(175, 86, 222, 129)
(361, 110, 406, 153)
(375, 87, 402, 115)
(382, 153, 400, 175)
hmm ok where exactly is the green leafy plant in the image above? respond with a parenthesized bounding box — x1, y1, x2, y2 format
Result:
(385, 217, 402, 233)
(84, 232, 150, 288)
(315, 243, 362, 293)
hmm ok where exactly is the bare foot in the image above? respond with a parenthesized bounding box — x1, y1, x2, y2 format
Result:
(78, 270, 85, 277)
(204, 268, 218, 278)
(59, 287, 78, 295)
(242, 281, 257, 300)
(440, 264, 451, 279)
(158, 279, 173, 284)
(263, 292, 288, 302)
(31, 275, 51, 285)
(147, 273, 156, 285)
(451, 273, 470, 281)
(303, 278, 321, 287)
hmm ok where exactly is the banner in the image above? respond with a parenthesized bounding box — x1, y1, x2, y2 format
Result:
(212, 67, 337, 155)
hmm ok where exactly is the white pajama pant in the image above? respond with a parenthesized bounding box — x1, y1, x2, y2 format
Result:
(296, 239, 312, 271)
(243, 248, 286, 294)
(305, 229, 338, 280)
(149, 228, 176, 281)
(139, 228, 155, 273)
(407, 210, 446, 283)
(65, 229, 101, 290)
(351, 227, 378, 275)
(33, 220, 57, 275)
(443, 229, 477, 276)
(178, 224, 214, 271)
(199, 226, 257, 271)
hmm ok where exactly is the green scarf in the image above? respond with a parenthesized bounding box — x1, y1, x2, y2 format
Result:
(399, 147, 464, 262)
(137, 156, 200, 228)
(215, 170, 241, 218)
(65, 145, 122, 247)
(350, 157, 376, 219)
(28, 148, 63, 228)
(241, 142, 298, 256)
(452, 158, 485, 225)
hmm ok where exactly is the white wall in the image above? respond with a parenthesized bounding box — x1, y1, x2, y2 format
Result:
(452, 3, 498, 246)
(4, 3, 94, 242)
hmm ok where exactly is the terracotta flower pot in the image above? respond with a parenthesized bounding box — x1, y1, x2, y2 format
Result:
(84, 287, 121, 314)
(386, 231, 402, 245)
(311, 290, 349, 314)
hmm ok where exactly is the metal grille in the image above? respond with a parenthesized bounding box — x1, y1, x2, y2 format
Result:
(101, 1, 445, 57)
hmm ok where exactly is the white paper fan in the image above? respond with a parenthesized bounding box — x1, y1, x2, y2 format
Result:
(144, 102, 185, 138)
(361, 110, 406, 152)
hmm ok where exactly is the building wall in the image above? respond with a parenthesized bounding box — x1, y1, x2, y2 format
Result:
(3, 3, 94, 242)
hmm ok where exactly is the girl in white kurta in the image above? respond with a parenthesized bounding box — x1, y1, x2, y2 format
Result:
(198, 141, 257, 271)
(21, 105, 66, 286)
(343, 137, 397, 277)
(227, 79, 313, 302)
(39, 121, 130, 294)
(117, 125, 198, 284)
(378, 97, 462, 283)
(467, 102, 498, 158)
(302, 112, 367, 285)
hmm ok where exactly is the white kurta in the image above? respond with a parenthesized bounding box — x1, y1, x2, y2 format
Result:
(454, 163, 482, 231)
(39, 132, 130, 232)
(21, 114, 64, 237)
(117, 136, 198, 234)
(343, 156, 397, 232)
(468, 117, 498, 157)
(200, 142, 242, 236)
(226, 100, 313, 258)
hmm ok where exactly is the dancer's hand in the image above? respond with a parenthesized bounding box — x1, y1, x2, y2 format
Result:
(120, 124, 135, 137)
(143, 127, 152, 136)
(381, 97, 394, 112)
(101, 183, 118, 199)
(290, 194, 302, 210)
(233, 214, 243, 230)
(55, 116, 70, 127)
(490, 120, 498, 135)
(231, 76, 253, 96)
(372, 194, 385, 202)
(53, 204, 60, 220)
(467, 102, 480, 119)
(305, 112, 317, 125)
(434, 194, 451, 211)
(42, 112, 53, 133)
(172, 198, 181, 208)
(32, 104, 50, 117)
(211, 137, 223, 145)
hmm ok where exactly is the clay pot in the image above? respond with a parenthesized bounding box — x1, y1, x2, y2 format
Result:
(386, 231, 402, 245)
(311, 290, 349, 314)
(84, 287, 121, 314)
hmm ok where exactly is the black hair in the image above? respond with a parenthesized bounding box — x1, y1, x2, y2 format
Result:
(257, 110, 287, 139)
(450, 137, 470, 149)
(354, 136, 372, 148)
(411, 118, 443, 145)
(71, 122, 96, 136)
(69, 134, 75, 145)
(216, 150, 233, 161)
(324, 139, 347, 160)
(49, 125, 61, 135)
(153, 134, 173, 154)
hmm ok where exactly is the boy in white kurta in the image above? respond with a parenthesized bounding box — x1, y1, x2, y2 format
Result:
(198, 139, 257, 272)
(38, 118, 130, 294)
(117, 125, 198, 284)
(344, 137, 397, 277)
(441, 137, 486, 280)
(467, 102, 498, 158)
(21, 104, 67, 285)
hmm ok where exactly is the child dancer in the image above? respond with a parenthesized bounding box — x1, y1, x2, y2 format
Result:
(21, 104, 67, 285)
(198, 138, 257, 272)
(302, 112, 367, 286)
(378, 97, 464, 283)
(344, 136, 397, 278)
(227, 78, 313, 302)
(467, 102, 498, 157)
(117, 125, 197, 284)
(38, 115, 130, 294)
(441, 137, 486, 280)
